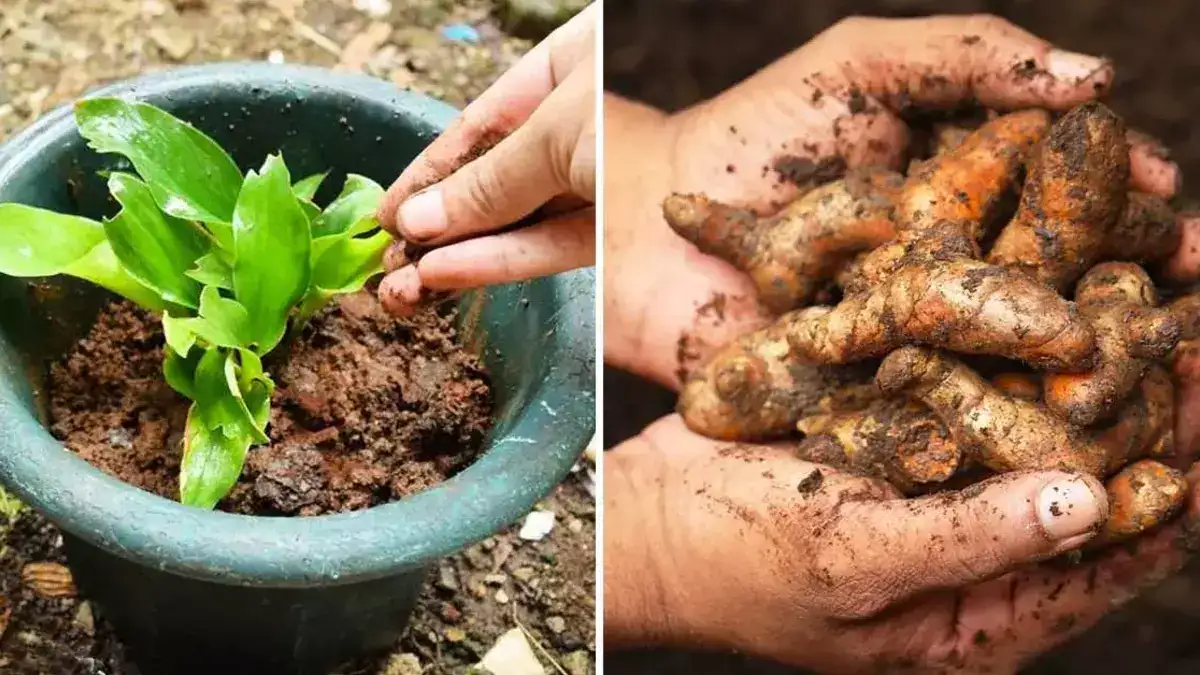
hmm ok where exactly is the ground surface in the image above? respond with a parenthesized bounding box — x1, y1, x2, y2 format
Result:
(604, 0, 1200, 673)
(0, 0, 595, 672)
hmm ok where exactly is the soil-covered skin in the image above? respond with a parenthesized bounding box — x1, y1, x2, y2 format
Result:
(605, 2, 1200, 674)
(47, 294, 491, 515)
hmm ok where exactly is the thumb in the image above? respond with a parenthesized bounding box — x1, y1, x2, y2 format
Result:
(819, 471, 1109, 619)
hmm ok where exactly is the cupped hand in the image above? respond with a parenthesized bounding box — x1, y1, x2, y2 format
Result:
(376, 4, 596, 316)
(604, 14, 1184, 391)
(605, 415, 1200, 674)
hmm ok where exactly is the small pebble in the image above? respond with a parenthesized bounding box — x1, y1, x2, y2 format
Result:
(440, 602, 463, 624)
(379, 653, 422, 675)
(519, 510, 555, 541)
(562, 650, 592, 675)
(436, 565, 459, 592)
(465, 546, 491, 570)
(73, 602, 95, 636)
(546, 616, 566, 634)
(495, 589, 510, 604)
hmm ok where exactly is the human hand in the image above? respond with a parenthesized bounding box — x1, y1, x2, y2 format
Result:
(376, 4, 596, 316)
(605, 415, 1200, 674)
(604, 14, 1184, 390)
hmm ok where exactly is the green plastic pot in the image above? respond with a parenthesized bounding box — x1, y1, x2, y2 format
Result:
(0, 63, 594, 674)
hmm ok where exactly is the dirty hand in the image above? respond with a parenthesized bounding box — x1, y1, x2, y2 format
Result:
(605, 416, 1200, 674)
(375, 5, 596, 317)
(604, 14, 1187, 390)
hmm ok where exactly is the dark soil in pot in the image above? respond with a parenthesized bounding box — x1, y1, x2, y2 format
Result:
(47, 293, 493, 515)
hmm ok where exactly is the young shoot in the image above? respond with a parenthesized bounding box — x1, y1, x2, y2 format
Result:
(0, 99, 390, 508)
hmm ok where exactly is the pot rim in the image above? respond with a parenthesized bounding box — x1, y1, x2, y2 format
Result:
(0, 63, 596, 587)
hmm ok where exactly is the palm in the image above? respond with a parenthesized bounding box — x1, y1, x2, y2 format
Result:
(639, 417, 1189, 674)
(605, 89, 899, 389)
(605, 17, 1188, 391)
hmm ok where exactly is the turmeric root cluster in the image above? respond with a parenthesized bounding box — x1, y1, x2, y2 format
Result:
(668, 102, 1196, 547)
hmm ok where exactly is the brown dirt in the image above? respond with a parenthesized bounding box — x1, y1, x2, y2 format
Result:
(391, 474, 596, 674)
(47, 293, 492, 515)
(0, 511, 131, 674)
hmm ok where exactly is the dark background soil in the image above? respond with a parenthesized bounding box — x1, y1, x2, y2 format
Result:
(604, 0, 1200, 673)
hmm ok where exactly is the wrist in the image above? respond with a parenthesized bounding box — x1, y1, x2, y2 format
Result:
(602, 435, 683, 645)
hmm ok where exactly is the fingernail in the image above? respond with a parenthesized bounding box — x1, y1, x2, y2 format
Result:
(1038, 476, 1108, 540)
(1046, 49, 1109, 84)
(397, 188, 447, 242)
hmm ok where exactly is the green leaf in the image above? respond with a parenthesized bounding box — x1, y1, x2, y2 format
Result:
(163, 346, 201, 399)
(193, 347, 267, 444)
(0, 204, 106, 275)
(297, 229, 391, 321)
(104, 173, 209, 309)
(235, 348, 274, 429)
(76, 242, 172, 311)
(293, 172, 328, 202)
(178, 345, 279, 507)
(293, 172, 326, 224)
(180, 404, 252, 509)
(185, 251, 233, 290)
(313, 229, 391, 291)
(162, 286, 252, 355)
(232, 155, 311, 353)
(225, 349, 273, 436)
(74, 98, 243, 226)
(311, 174, 384, 238)
(298, 199, 321, 224)
(0, 204, 167, 311)
(162, 311, 198, 357)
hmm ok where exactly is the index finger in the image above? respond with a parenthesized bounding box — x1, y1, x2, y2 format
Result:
(377, 3, 596, 234)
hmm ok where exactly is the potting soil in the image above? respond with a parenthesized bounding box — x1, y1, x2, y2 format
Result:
(48, 292, 493, 515)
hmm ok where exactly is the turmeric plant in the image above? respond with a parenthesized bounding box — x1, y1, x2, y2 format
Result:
(0, 99, 390, 508)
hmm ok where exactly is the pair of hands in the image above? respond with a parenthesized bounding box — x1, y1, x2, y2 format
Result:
(604, 15, 1200, 674)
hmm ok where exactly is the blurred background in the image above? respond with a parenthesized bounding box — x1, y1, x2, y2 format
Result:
(604, 0, 1200, 673)
(0, 1, 594, 673)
